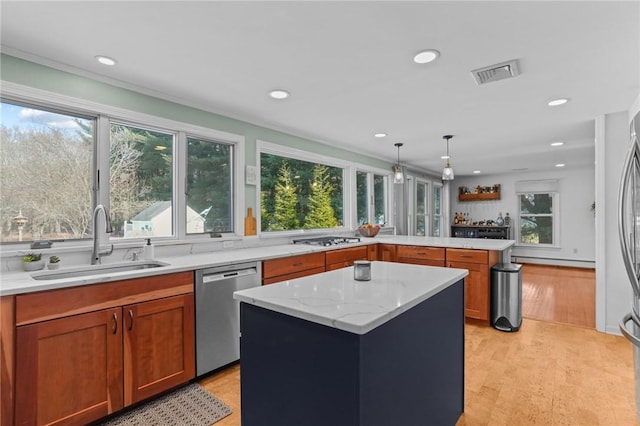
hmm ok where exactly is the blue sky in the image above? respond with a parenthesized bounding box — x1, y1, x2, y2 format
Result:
(1, 101, 86, 133)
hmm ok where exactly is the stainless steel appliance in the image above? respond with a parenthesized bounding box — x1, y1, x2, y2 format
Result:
(618, 109, 640, 419)
(291, 236, 360, 246)
(195, 261, 261, 376)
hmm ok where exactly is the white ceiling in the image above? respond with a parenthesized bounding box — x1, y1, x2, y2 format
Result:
(1, 1, 638, 177)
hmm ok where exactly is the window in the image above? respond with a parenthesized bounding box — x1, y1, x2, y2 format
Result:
(356, 171, 387, 226)
(260, 152, 344, 231)
(518, 192, 557, 245)
(186, 137, 233, 234)
(0, 100, 95, 242)
(432, 183, 442, 237)
(415, 180, 430, 236)
(109, 122, 174, 239)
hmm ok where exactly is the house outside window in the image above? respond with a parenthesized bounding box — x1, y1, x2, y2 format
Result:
(518, 192, 557, 245)
(0, 100, 95, 243)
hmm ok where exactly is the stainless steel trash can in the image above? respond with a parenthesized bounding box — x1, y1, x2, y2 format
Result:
(491, 263, 522, 332)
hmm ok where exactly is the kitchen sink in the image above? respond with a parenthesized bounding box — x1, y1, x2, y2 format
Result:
(31, 260, 169, 280)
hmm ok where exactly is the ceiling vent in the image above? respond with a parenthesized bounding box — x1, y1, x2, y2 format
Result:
(471, 59, 520, 85)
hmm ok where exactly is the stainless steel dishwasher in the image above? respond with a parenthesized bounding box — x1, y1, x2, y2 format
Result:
(195, 261, 261, 376)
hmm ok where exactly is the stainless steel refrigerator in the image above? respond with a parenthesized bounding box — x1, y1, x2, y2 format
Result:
(618, 108, 640, 419)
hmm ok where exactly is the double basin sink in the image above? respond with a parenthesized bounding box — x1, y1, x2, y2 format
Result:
(31, 260, 169, 281)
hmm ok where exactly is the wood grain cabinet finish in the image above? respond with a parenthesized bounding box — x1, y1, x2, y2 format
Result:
(446, 248, 499, 321)
(262, 252, 326, 285)
(396, 245, 446, 267)
(13, 272, 195, 426)
(377, 244, 397, 262)
(325, 246, 368, 271)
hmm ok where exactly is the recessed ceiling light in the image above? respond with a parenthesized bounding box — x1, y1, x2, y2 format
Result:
(473, 170, 481, 174)
(550, 142, 564, 147)
(556, 163, 565, 167)
(374, 133, 387, 138)
(413, 49, 440, 64)
(548, 98, 569, 107)
(440, 155, 450, 160)
(95, 55, 116, 66)
(269, 89, 290, 99)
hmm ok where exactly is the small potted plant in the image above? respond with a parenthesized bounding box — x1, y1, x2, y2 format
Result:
(22, 252, 44, 271)
(48, 255, 61, 270)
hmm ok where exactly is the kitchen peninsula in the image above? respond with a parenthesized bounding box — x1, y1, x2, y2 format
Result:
(234, 261, 468, 426)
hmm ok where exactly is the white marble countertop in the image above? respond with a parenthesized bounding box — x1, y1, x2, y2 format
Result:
(234, 261, 468, 335)
(0, 235, 512, 296)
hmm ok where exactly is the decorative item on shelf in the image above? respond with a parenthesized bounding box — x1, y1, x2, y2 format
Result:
(392, 143, 404, 184)
(358, 223, 381, 237)
(458, 184, 501, 201)
(48, 255, 61, 270)
(504, 212, 510, 225)
(441, 135, 454, 181)
(22, 252, 44, 271)
(496, 212, 504, 226)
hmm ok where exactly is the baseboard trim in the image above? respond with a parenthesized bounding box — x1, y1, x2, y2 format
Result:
(511, 256, 595, 269)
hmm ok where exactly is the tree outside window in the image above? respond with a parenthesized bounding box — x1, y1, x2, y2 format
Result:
(260, 153, 343, 232)
(519, 193, 554, 245)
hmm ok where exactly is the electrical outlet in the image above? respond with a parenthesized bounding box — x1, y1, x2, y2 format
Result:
(573, 248, 578, 254)
(223, 241, 234, 248)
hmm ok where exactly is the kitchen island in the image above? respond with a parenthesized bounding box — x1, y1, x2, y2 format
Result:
(234, 261, 468, 426)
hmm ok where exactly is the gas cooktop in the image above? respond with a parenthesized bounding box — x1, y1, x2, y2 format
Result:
(291, 236, 361, 246)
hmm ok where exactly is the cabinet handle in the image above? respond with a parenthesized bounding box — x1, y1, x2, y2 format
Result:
(128, 310, 134, 331)
(112, 313, 118, 334)
(292, 262, 303, 267)
(459, 255, 473, 258)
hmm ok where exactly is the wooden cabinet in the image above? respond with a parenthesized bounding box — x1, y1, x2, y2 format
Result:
(13, 272, 195, 425)
(458, 184, 501, 201)
(325, 246, 367, 271)
(262, 252, 326, 284)
(367, 244, 378, 261)
(396, 245, 446, 267)
(377, 244, 397, 262)
(446, 248, 498, 321)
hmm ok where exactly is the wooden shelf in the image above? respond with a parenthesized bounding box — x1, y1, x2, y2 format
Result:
(458, 184, 500, 201)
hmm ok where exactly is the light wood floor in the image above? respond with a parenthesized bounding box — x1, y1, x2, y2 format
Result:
(200, 264, 636, 425)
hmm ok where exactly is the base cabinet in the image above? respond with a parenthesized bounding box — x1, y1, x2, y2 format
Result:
(396, 245, 445, 267)
(13, 273, 195, 426)
(325, 246, 367, 271)
(262, 253, 326, 285)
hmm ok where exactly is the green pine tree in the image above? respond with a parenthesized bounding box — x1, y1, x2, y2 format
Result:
(271, 162, 299, 230)
(304, 165, 338, 229)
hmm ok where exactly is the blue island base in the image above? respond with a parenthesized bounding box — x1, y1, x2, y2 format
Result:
(239, 279, 465, 426)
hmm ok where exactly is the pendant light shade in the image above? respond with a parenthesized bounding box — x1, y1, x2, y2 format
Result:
(393, 143, 404, 184)
(442, 135, 455, 181)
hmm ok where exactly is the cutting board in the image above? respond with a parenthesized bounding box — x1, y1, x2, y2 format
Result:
(245, 208, 257, 236)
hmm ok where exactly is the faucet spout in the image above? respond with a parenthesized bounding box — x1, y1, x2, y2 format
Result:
(92, 204, 113, 265)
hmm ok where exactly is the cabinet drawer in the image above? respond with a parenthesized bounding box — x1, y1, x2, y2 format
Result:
(325, 246, 367, 265)
(262, 266, 326, 285)
(446, 248, 488, 265)
(397, 245, 445, 261)
(262, 252, 326, 279)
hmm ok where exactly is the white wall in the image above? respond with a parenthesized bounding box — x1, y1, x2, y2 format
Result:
(451, 166, 595, 266)
(597, 108, 637, 334)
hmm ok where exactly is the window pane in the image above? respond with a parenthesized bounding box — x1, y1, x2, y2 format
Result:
(433, 186, 441, 215)
(416, 216, 426, 236)
(520, 193, 552, 214)
(520, 216, 553, 244)
(187, 137, 233, 234)
(109, 123, 173, 238)
(373, 174, 385, 225)
(433, 216, 441, 237)
(416, 183, 426, 215)
(260, 153, 343, 231)
(356, 171, 367, 225)
(0, 101, 94, 242)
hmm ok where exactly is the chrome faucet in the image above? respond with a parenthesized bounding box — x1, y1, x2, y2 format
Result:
(91, 204, 114, 264)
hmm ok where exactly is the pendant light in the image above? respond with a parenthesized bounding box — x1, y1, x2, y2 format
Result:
(393, 143, 404, 184)
(442, 135, 455, 181)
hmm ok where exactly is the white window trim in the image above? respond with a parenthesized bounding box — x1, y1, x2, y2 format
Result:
(2, 81, 246, 245)
(515, 191, 560, 248)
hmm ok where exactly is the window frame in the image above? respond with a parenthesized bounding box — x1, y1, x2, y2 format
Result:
(356, 169, 390, 227)
(432, 182, 443, 237)
(1, 81, 245, 249)
(414, 178, 431, 236)
(516, 191, 560, 248)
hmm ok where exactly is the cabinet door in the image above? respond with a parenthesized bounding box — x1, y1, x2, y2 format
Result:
(15, 308, 123, 426)
(449, 261, 489, 320)
(377, 244, 397, 262)
(124, 294, 195, 405)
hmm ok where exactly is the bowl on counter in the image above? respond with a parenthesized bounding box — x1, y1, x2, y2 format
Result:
(358, 226, 380, 238)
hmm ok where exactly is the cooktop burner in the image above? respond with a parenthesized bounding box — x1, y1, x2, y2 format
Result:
(291, 236, 361, 246)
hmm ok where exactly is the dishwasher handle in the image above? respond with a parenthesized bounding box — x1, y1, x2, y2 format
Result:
(202, 267, 257, 283)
